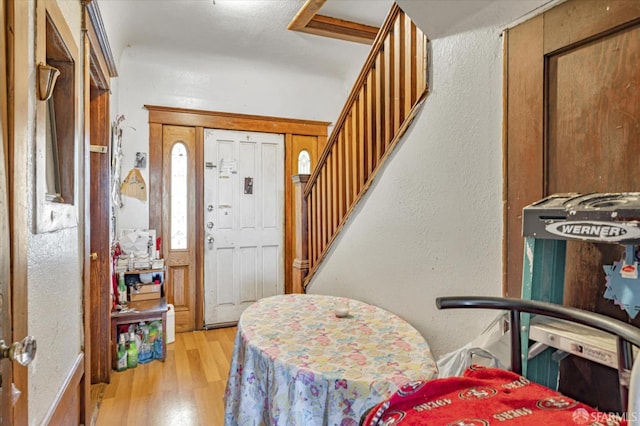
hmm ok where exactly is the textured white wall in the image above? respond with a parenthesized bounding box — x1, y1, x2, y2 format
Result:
(24, 0, 84, 424)
(307, 27, 505, 358)
(114, 46, 367, 232)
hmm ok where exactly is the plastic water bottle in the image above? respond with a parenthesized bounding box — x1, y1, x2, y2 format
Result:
(127, 331, 138, 368)
(116, 334, 127, 371)
(118, 275, 127, 307)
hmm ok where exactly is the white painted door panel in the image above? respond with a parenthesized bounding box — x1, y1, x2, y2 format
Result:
(204, 129, 284, 325)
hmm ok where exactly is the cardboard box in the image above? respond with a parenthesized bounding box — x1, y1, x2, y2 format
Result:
(129, 283, 161, 302)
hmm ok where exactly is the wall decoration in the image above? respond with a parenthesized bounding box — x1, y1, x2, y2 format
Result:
(134, 151, 147, 169)
(121, 168, 147, 201)
(111, 114, 125, 209)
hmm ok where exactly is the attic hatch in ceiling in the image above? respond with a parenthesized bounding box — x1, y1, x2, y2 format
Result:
(288, 0, 380, 44)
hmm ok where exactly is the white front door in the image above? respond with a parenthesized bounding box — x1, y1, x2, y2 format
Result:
(203, 129, 284, 326)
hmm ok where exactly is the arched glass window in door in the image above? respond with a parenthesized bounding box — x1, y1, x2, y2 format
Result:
(171, 142, 188, 250)
(298, 150, 311, 174)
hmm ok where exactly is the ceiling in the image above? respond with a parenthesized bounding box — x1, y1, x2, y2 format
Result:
(97, 0, 560, 81)
(97, 0, 395, 79)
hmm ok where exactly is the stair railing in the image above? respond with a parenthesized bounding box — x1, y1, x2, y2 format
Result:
(294, 3, 429, 291)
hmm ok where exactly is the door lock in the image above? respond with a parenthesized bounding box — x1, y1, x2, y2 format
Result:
(207, 221, 214, 229)
(207, 204, 214, 212)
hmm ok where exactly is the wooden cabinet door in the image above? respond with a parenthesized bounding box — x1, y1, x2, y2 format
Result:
(505, 0, 640, 411)
(505, 0, 640, 305)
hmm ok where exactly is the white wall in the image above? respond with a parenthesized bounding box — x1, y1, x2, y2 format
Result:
(22, 1, 84, 424)
(307, 26, 505, 358)
(114, 46, 367, 232)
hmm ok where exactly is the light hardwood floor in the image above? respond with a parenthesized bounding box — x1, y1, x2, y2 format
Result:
(91, 327, 237, 426)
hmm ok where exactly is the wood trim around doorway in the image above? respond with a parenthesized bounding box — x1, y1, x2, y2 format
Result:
(146, 105, 329, 330)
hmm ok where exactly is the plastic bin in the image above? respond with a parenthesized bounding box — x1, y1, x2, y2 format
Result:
(166, 303, 175, 344)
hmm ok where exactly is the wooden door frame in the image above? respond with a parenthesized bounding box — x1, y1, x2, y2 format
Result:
(8, 0, 29, 422)
(0, 0, 12, 421)
(146, 105, 329, 329)
(504, 0, 640, 298)
(82, 0, 117, 387)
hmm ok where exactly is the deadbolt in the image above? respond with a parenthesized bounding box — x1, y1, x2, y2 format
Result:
(207, 222, 214, 229)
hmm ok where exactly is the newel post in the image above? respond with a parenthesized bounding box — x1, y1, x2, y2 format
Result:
(292, 174, 310, 293)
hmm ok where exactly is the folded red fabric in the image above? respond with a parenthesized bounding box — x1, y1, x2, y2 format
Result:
(362, 366, 626, 425)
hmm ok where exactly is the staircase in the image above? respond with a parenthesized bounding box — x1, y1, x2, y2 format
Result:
(293, 3, 429, 291)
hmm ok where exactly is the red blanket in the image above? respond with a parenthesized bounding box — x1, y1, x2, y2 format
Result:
(362, 366, 626, 425)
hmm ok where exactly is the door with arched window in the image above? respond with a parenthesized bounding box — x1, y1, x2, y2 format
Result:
(162, 125, 196, 332)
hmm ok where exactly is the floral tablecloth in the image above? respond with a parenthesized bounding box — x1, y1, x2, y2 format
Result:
(224, 294, 438, 425)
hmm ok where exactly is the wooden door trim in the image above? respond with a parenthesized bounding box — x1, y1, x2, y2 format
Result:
(148, 107, 328, 329)
(83, 0, 114, 391)
(0, 0, 12, 420)
(504, 0, 640, 298)
(146, 105, 330, 137)
(8, 0, 29, 423)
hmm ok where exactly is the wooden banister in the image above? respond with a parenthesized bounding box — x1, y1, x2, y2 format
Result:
(300, 4, 429, 289)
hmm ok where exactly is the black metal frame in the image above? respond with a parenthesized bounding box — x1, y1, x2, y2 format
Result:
(436, 296, 640, 412)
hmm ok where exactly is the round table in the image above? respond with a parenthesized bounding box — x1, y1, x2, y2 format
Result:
(223, 294, 437, 425)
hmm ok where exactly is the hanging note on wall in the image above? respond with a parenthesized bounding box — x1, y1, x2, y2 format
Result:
(121, 168, 147, 201)
(219, 158, 237, 179)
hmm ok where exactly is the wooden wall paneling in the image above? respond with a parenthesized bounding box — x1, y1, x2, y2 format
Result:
(504, 15, 544, 298)
(543, 0, 640, 54)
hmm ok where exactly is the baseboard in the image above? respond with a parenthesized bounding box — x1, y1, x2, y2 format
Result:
(41, 353, 84, 425)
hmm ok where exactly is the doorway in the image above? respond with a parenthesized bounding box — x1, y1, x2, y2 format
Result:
(147, 105, 329, 330)
(203, 129, 284, 326)
(504, 0, 640, 411)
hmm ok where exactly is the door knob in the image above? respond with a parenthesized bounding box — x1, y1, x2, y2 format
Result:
(207, 236, 214, 244)
(90, 252, 98, 260)
(0, 336, 37, 366)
